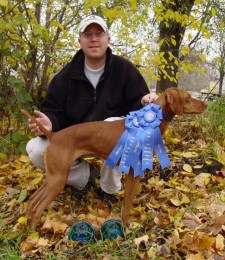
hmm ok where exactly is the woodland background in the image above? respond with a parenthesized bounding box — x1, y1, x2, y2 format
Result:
(1, 0, 225, 154)
(0, 0, 225, 259)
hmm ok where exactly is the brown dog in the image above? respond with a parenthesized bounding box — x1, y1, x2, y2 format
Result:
(21, 87, 207, 226)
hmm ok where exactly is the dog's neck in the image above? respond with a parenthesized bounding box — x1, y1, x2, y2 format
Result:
(153, 93, 175, 135)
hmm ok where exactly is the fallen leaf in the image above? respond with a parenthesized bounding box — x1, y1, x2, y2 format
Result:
(169, 137, 181, 144)
(37, 237, 50, 247)
(208, 214, 225, 235)
(170, 196, 190, 206)
(17, 216, 28, 224)
(186, 252, 205, 260)
(215, 234, 224, 250)
(171, 151, 182, 156)
(183, 164, 193, 173)
(26, 232, 39, 244)
(19, 155, 30, 163)
(182, 152, 198, 158)
(17, 189, 27, 203)
(52, 220, 68, 233)
(133, 235, 149, 246)
(193, 173, 211, 187)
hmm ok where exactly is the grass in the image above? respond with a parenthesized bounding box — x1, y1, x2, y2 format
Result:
(0, 221, 23, 259)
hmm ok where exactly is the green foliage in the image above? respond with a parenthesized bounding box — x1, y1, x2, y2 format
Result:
(199, 95, 225, 145)
(0, 220, 24, 259)
(0, 76, 34, 154)
(207, 94, 225, 131)
(0, 0, 224, 153)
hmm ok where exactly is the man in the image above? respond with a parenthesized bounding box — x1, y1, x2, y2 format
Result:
(26, 15, 158, 203)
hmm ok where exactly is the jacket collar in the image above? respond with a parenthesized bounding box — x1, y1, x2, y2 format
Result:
(67, 47, 113, 79)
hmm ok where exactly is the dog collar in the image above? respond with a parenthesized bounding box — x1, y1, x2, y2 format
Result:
(162, 112, 174, 122)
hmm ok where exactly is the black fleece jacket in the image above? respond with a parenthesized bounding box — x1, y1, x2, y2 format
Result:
(41, 47, 149, 131)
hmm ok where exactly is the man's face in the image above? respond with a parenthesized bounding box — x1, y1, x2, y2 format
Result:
(78, 23, 110, 60)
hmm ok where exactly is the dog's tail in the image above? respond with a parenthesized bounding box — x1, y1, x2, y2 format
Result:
(20, 109, 53, 140)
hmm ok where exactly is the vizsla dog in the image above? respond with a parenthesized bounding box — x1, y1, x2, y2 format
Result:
(21, 87, 207, 226)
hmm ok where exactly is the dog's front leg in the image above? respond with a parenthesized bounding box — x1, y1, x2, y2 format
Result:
(122, 169, 141, 226)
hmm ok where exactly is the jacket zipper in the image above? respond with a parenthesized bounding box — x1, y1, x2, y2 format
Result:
(93, 88, 96, 103)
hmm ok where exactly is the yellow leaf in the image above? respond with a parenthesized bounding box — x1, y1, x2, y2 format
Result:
(20, 155, 30, 163)
(170, 195, 190, 206)
(26, 232, 39, 244)
(31, 176, 43, 186)
(170, 198, 181, 206)
(0, 153, 7, 160)
(205, 160, 212, 165)
(204, 176, 210, 185)
(0, 0, 8, 6)
(217, 152, 225, 165)
(171, 38, 176, 46)
(28, 62, 32, 68)
(52, 221, 68, 233)
(183, 164, 193, 173)
(194, 0, 203, 5)
(190, 120, 200, 128)
(87, 206, 98, 216)
(199, 53, 206, 62)
(171, 151, 182, 156)
(216, 234, 224, 250)
(193, 165, 203, 169)
(181, 46, 190, 55)
(181, 196, 190, 204)
(17, 216, 28, 224)
(132, 206, 145, 213)
(219, 194, 225, 202)
(176, 184, 190, 192)
(157, 188, 174, 199)
(211, 7, 216, 16)
(169, 138, 181, 144)
(215, 56, 221, 63)
(182, 152, 198, 158)
(0, 163, 10, 170)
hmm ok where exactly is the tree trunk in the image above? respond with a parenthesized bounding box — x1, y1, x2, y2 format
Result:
(219, 71, 224, 96)
(156, 0, 195, 93)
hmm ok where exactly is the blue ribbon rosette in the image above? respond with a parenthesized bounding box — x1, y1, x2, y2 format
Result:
(106, 104, 171, 177)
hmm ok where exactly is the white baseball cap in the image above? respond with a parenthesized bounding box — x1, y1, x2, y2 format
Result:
(78, 15, 108, 33)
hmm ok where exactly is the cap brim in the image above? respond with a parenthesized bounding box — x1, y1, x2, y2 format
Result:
(80, 22, 107, 32)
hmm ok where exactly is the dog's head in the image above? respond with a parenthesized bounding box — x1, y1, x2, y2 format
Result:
(164, 87, 207, 115)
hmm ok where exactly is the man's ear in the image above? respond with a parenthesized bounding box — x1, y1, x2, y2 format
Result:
(165, 89, 183, 115)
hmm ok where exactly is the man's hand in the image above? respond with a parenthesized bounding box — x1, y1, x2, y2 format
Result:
(28, 110, 52, 136)
(141, 93, 159, 106)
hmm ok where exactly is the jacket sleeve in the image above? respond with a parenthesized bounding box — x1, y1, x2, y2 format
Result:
(124, 62, 150, 113)
(40, 73, 68, 132)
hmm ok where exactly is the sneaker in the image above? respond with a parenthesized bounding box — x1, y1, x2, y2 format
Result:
(71, 164, 100, 200)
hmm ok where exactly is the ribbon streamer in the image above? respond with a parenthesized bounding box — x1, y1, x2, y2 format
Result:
(106, 104, 171, 177)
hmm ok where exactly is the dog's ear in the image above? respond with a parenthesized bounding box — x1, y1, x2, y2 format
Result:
(165, 88, 184, 115)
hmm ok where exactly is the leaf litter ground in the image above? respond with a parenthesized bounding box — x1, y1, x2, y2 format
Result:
(0, 115, 225, 259)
